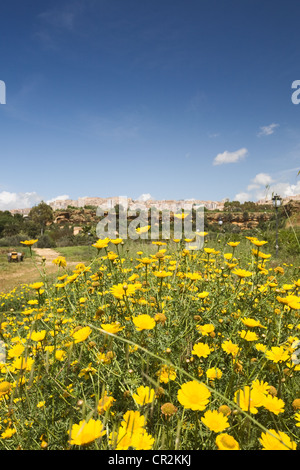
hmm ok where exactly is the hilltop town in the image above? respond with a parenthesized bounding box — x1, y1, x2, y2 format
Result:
(8, 192, 300, 217)
(9, 196, 225, 216)
(3, 193, 299, 240)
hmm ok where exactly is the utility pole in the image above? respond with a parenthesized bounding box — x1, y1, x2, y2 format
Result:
(272, 194, 282, 258)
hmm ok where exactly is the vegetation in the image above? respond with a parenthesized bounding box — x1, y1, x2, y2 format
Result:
(0, 200, 291, 246)
(222, 200, 273, 212)
(0, 233, 299, 450)
(28, 201, 54, 235)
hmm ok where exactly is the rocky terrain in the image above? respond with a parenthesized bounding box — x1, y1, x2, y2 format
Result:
(50, 206, 275, 234)
(8, 195, 300, 234)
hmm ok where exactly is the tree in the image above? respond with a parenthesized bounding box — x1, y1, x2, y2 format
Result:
(2, 220, 21, 236)
(0, 211, 14, 237)
(29, 201, 53, 235)
(224, 201, 241, 212)
(243, 211, 249, 222)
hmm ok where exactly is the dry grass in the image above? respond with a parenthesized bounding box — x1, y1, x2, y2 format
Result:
(0, 247, 80, 293)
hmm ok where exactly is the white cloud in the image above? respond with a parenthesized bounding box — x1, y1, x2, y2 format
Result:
(213, 148, 248, 166)
(235, 173, 271, 202)
(235, 171, 300, 202)
(234, 192, 251, 203)
(247, 184, 260, 191)
(136, 193, 153, 202)
(208, 133, 220, 138)
(0, 191, 42, 211)
(268, 181, 300, 198)
(251, 173, 274, 186)
(46, 194, 70, 204)
(257, 123, 279, 137)
(239, 173, 274, 199)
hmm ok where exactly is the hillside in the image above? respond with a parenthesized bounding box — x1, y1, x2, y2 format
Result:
(1, 198, 298, 252)
(50, 199, 299, 234)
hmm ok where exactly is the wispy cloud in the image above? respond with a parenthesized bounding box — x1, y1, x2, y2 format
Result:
(257, 123, 279, 137)
(213, 148, 248, 166)
(80, 112, 140, 140)
(187, 91, 207, 112)
(273, 166, 300, 179)
(37, 3, 82, 31)
(34, 2, 84, 50)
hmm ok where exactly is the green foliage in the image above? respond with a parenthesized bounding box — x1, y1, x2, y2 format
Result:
(0, 211, 15, 237)
(29, 201, 54, 235)
(264, 228, 300, 257)
(0, 236, 299, 450)
(0, 233, 31, 247)
(36, 234, 56, 248)
(223, 200, 272, 213)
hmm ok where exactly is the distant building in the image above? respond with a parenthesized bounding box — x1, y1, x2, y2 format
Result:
(9, 193, 300, 215)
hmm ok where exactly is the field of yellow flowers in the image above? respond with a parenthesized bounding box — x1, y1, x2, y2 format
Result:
(0, 235, 299, 450)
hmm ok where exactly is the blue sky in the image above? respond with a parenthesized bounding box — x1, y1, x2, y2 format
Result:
(1, 0, 300, 210)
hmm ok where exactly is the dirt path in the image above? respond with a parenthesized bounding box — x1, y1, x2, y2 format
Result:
(32, 248, 83, 271)
(0, 248, 80, 293)
(33, 247, 64, 266)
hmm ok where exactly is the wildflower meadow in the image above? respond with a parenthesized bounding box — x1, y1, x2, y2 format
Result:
(0, 233, 299, 450)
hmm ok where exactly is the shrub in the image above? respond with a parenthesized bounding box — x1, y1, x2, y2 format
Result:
(0, 233, 30, 247)
(36, 234, 56, 248)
